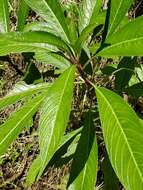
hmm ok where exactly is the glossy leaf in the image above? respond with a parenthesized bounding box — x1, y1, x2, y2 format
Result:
(24, 0, 70, 42)
(0, 32, 71, 56)
(0, 92, 47, 157)
(0, 0, 9, 32)
(17, 0, 29, 31)
(0, 82, 50, 111)
(79, 0, 102, 33)
(107, 0, 133, 36)
(98, 16, 143, 56)
(96, 87, 143, 190)
(37, 66, 76, 179)
(67, 111, 98, 190)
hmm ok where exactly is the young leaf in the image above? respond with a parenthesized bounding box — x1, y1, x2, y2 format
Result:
(0, 92, 47, 157)
(0, 32, 71, 56)
(67, 111, 98, 190)
(37, 66, 76, 179)
(0, 0, 9, 32)
(96, 87, 143, 190)
(17, 0, 29, 31)
(107, 0, 133, 37)
(0, 82, 51, 110)
(24, 0, 70, 42)
(98, 16, 143, 56)
(79, 0, 102, 33)
(75, 23, 103, 53)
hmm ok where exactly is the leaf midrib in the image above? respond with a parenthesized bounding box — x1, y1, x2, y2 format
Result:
(108, 0, 123, 35)
(43, 0, 69, 42)
(97, 88, 143, 184)
(0, 94, 46, 150)
(80, 116, 92, 189)
(99, 36, 143, 55)
(2, 0, 8, 32)
(40, 67, 74, 175)
(26, 0, 69, 42)
(0, 83, 50, 110)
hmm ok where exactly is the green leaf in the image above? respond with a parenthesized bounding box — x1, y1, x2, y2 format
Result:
(23, 62, 42, 84)
(114, 57, 135, 92)
(98, 16, 143, 56)
(0, 32, 71, 56)
(67, 16, 78, 46)
(135, 64, 143, 82)
(26, 127, 82, 186)
(67, 111, 98, 190)
(0, 0, 9, 32)
(101, 64, 117, 75)
(35, 52, 71, 72)
(17, 0, 29, 31)
(75, 23, 103, 53)
(24, 22, 59, 38)
(61, 128, 82, 149)
(25, 156, 41, 186)
(79, 0, 102, 33)
(107, 0, 133, 36)
(125, 82, 143, 98)
(102, 151, 119, 190)
(0, 82, 51, 110)
(64, 2, 78, 45)
(0, 92, 47, 157)
(37, 66, 75, 179)
(24, 0, 70, 42)
(96, 87, 143, 190)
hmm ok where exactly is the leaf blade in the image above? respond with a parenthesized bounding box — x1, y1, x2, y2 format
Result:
(26, 127, 82, 186)
(37, 66, 76, 179)
(96, 87, 143, 190)
(24, 0, 70, 42)
(0, 0, 9, 32)
(17, 0, 29, 31)
(0, 32, 71, 56)
(0, 82, 50, 110)
(79, 0, 102, 33)
(0, 92, 47, 157)
(98, 16, 143, 56)
(107, 0, 133, 36)
(35, 52, 71, 72)
(67, 111, 98, 190)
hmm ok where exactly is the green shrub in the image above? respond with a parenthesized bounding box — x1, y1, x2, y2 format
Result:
(0, 0, 143, 189)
